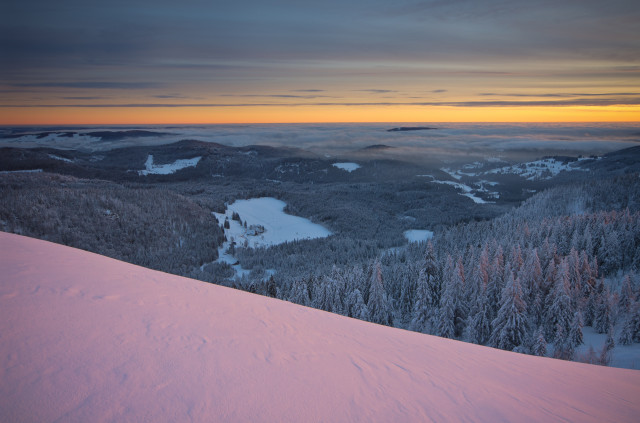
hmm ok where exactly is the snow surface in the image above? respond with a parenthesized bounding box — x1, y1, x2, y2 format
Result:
(2, 232, 640, 422)
(48, 154, 73, 163)
(404, 229, 434, 243)
(0, 169, 43, 174)
(212, 198, 332, 278)
(214, 197, 331, 249)
(486, 157, 591, 181)
(577, 327, 640, 370)
(430, 179, 490, 204)
(138, 154, 201, 175)
(332, 162, 361, 172)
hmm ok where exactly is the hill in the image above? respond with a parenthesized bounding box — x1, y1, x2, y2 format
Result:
(1, 232, 639, 422)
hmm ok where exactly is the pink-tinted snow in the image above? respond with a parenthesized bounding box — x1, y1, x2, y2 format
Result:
(1, 232, 639, 422)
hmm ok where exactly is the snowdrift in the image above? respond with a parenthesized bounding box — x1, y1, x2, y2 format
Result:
(1, 232, 639, 422)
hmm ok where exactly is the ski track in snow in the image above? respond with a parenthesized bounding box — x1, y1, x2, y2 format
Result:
(2, 232, 640, 423)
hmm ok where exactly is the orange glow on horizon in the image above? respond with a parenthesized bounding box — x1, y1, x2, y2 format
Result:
(1, 105, 639, 125)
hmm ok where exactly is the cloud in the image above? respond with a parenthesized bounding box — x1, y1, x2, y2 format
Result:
(291, 89, 326, 92)
(5, 97, 639, 108)
(355, 89, 397, 94)
(219, 94, 334, 99)
(61, 96, 109, 100)
(13, 82, 161, 90)
(480, 92, 640, 98)
(152, 94, 196, 99)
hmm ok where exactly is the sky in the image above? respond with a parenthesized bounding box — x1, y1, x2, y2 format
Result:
(1, 0, 639, 124)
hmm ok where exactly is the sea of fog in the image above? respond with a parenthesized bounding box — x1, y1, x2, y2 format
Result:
(2, 123, 639, 162)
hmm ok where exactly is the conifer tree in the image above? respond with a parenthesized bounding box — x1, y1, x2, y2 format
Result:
(594, 286, 612, 334)
(618, 275, 635, 314)
(544, 259, 573, 340)
(532, 327, 547, 357)
(410, 243, 440, 333)
(367, 260, 393, 326)
(468, 287, 492, 345)
(618, 310, 635, 346)
(568, 311, 584, 348)
(618, 302, 640, 345)
(266, 275, 278, 298)
(452, 258, 468, 337)
(487, 247, 505, 319)
(553, 325, 574, 360)
(346, 289, 369, 321)
(600, 326, 615, 365)
(436, 281, 456, 339)
(289, 279, 310, 306)
(489, 271, 528, 351)
(313, 276, 335, 312)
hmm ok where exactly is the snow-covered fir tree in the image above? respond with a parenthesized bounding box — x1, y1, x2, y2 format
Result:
(489, 271, 528, 351)
(367, 260, 393, 326)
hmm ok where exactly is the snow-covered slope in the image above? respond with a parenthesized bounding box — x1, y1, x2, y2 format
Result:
(1, 232, 639, 422)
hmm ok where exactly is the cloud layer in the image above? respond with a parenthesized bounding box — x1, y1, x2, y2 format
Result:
(2, 0, 639, 121)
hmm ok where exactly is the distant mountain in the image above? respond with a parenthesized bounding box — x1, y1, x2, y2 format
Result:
(582, 145, 640, 174)
(387, 126, 438, 132)
(1, 129, 173, 141)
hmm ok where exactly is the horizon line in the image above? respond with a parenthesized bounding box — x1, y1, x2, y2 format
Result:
(1, 121, 640, 127)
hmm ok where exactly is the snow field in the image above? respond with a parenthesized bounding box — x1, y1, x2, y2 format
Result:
(332, 162, 361, 172)
(212, 197, 332, 278)
(214, 197, 331, 249)
(0, 169, 43, 174)
(486, 157, 591, 181)
(138, 154, 201, 175)
(404, 230, 434, 243)
(2, 232, 640, 422)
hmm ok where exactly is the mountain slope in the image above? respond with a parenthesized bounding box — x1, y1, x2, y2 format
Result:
(1, 232, 639, 422)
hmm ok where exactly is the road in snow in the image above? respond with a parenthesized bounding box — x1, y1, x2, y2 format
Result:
(2, 232, 640, 422)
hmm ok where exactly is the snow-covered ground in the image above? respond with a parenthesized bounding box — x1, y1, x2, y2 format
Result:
(430, 179, 490, 204)
(138, 154, 201, 175)
(577, 327, 640, 370)
(48, 154, 73, 163)
(486, 157, 593, 181)
(214, 197, 331, 249)
(2, 232, 640, 422)
(332, 162, 361, 172)
(418, 174, 491, 204)
(404, 229, 434, 243)
(0, 169, 43, 174)
(212, 198, 332, 278)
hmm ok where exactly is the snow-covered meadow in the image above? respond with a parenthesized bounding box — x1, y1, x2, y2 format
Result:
(332, 162, 361, 172)
(404, 229, 434, 243)
(138, 154, 201, 175)
(214, 197, 331, 249)
(486, 157, 594, 181)
(2, 232, 639, 422)
(212, 197, 332, 277)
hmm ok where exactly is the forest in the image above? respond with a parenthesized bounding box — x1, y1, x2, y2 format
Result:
(1, 146, 639, 366)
